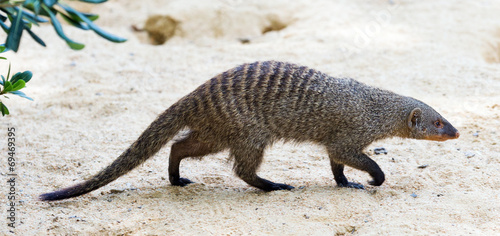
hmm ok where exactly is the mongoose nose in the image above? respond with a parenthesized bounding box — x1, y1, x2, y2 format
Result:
(455, 131, 460, 139)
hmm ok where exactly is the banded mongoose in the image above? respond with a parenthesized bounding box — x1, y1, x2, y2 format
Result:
(40, 61, 459, 201)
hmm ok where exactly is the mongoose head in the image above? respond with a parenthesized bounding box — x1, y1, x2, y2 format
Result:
(407, 107, 460, 141)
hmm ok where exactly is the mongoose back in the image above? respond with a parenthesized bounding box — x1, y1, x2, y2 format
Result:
(40, 61, 459, 201)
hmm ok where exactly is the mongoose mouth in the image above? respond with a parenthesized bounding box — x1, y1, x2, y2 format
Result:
(424, 131, 460, 141)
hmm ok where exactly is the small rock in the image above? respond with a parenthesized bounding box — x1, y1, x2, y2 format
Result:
(410, 193, 417, 198)
(109, 189, 125, 194)
(473, 132, 479, 137)
(374, 147, 388, 155)
(417, 164, 428, 169)
(238, 38, 251, 44)
(303, 214, 310, 219)
(465, 152, 475, 158)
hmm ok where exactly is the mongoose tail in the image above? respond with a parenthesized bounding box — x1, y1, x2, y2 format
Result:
(39, 104, 186, 201)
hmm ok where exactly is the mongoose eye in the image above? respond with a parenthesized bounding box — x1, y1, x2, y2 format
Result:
(434, 120, 443, 129)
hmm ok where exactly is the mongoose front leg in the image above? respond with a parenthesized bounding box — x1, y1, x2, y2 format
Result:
(168, 132, 220, 187)
(329, 150, 385, 188)
(232, 147, 294, 191)
(330, 161, 365, 189)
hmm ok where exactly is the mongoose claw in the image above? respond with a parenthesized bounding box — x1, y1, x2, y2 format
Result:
(171, 177, 194, 187)
(338, 182, 365, 190)
(270, 183, 295, 191)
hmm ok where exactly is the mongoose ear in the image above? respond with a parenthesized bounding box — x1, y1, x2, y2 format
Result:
(407, 108, 422, 129)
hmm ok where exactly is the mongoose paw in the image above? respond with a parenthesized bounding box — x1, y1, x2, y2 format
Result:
(338, 182, 365, 190)
(171, 178, 194, 187)
(368, 178, 384, 186)
(269, 183, 295, 191)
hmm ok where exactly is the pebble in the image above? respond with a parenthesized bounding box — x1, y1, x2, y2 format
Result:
(465, 152, 475, 158)
(109, 189, 125, 194)
(238, 38, 251, 44)
(410, 193, 417, 198)
(374, 147, 388, 155)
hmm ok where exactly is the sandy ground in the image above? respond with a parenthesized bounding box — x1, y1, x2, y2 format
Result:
(1, 0, 499, 235)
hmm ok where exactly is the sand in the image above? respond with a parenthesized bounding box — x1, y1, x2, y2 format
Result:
(1, 0, 499, 235)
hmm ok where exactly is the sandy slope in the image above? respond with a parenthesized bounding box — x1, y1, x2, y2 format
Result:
(1, 0, 499, 235)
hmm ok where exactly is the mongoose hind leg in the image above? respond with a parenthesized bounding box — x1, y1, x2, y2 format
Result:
(329, 150, 385, 188)
(232, 146, 294, 191)
(168, 132, 221, 187)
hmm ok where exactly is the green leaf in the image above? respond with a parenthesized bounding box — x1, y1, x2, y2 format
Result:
(0, 20, 9, 33)
(42, 5, 85, 50)
(10, 90, 33, 101)
(0, 45, 5, 52)
(43, 0, 57, 7)
(1, 75, 5, 85)
(33, 1, 41, 15)
(10, 79, 25, 91)
(82, 12, 99, 21)
(6, 63, 11, 80)
(60, 4, 126, 43)
(24, 0, 37, 5)
(25, 27, 46, 46)
(78, 0, 108, 3)
(24, 0, 41, 15)
(0, 57, 6, 60)
(60, 12, 90, 30)
(11, 70, 32, 84)
(3, 81, 12, 92)
(0, 102, 10, 116)
(5, 7, 24, 52)
(19, 8, 48, 24)
(23, 20, 32, 29)
(61, 9, 99, 23)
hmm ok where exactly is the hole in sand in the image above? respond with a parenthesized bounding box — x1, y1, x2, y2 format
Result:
(483, 30, 500, 63)
(133, 9, 290, 45)
(133, 15, 178, 45)
(261, 14, 288, 34)
(484, 42, 500, 63)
